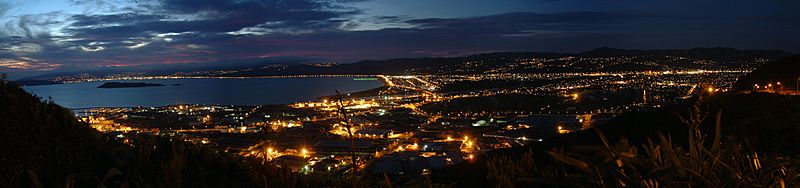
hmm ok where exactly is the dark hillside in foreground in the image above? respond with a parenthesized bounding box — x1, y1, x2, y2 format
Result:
(0, 78, 113, 187)
(734, 55, 800, 91)
(434, 93, 800, 187)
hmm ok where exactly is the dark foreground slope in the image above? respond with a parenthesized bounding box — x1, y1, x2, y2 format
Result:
(434, 93, 800, 187)
(0, 79, 331, 187)
(734, 55, 800, 91)
(1, 78, 113, 187)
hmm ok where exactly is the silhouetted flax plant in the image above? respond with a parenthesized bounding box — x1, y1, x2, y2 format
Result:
(486, 95, 800, 187)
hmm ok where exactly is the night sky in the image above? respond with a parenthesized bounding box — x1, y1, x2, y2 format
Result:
(1, 0, 799, 77)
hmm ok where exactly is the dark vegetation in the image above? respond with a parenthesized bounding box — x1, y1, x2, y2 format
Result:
(434, 92, 800, 187)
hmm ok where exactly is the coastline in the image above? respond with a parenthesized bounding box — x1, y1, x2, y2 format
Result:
(317, 75, 392, 100)
(26, 74, 381, 85)
(23, 76, 387, 110)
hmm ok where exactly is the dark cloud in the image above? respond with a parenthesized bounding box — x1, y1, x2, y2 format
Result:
(62, 0, 359, 40)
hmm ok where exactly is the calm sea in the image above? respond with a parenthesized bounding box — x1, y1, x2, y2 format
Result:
(22, 77, 383, 109)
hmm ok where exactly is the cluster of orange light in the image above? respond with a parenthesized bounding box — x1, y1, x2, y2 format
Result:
(753, 82, 783, 92)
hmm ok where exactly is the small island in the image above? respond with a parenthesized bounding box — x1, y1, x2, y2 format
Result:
(98, 82, 166, 88)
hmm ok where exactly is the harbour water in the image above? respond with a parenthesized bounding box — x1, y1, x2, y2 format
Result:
(22, 77, 383, 109)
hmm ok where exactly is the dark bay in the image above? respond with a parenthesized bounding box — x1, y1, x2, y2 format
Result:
(22, 77, 383, 109)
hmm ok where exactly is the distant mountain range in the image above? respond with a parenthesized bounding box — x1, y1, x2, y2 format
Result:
(15, 47, 794, 84)
(223, 47, 794, 76)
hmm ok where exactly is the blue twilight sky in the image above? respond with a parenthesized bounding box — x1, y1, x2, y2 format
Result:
(0, 0, 799, 77)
